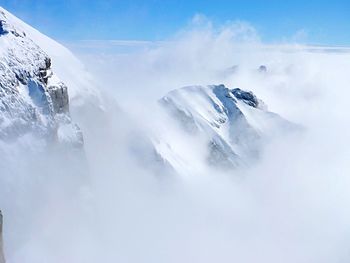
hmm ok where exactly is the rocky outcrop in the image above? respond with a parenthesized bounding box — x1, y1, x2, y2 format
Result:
(0, 9, 82, 147)
(231, 87, 263, 109)
(0, 211, 4, 263)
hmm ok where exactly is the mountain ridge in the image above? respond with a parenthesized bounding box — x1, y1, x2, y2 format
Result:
(156, 84, 294, 172)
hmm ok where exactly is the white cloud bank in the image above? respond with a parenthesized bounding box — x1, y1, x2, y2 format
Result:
(3, 17, 350, 263)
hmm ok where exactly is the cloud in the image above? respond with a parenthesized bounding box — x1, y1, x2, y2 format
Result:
(3, 15, 350, 263)
(292, 28, 309, 43)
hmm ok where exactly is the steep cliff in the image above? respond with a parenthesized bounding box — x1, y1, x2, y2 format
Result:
(0, 8, 82, 147)
(0, 211, 4, 263)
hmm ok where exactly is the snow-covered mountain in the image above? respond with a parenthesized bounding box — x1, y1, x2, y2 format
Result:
(0, 7, 308, 263)
(0, 6, 107, 152)
(155, 84, 294, 173)
(0, 7, 99, 104)
(0, 6, 294, 175)
(0, 7, 85, 148)
(0, 8, 106, 260)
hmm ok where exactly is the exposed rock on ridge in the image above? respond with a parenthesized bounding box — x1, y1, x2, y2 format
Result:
(0, 211, 4, 263)
(0, 9, 82, 146)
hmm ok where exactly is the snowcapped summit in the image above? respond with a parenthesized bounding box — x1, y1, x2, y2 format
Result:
(156, 84, 294, 172)
(0, 7, 83, 147)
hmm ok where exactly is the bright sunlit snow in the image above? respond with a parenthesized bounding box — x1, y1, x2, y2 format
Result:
(1, 3, 350, 263)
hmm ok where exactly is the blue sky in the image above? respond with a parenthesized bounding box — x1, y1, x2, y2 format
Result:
(2, 0, 350, 45)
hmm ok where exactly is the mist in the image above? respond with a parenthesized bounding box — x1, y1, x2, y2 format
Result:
(2, 17, 350, 263)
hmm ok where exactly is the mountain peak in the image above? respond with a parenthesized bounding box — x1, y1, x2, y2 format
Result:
(156, 84, 292, 171)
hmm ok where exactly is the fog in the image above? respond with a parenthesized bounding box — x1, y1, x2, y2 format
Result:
(2, 18, 350, 262)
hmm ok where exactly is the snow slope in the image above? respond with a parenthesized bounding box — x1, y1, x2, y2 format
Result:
(157, 84, 294, 172)
(0, 8, 83, 147)
(0, 7, 99, 106)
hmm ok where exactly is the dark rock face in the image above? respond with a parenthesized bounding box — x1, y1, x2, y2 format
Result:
(47, 83, 69, 113)
(0, 211, 4, 263)
(0, 11, 22, 37)
(231, 88, 260, 108)
(0, 19, 7, 35)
